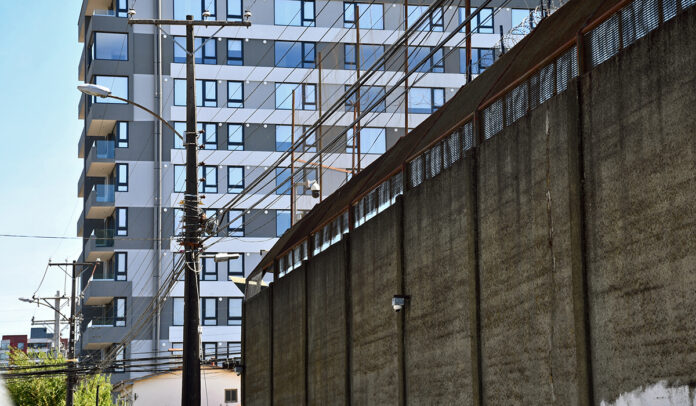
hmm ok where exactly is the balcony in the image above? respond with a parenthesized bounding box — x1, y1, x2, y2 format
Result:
(83, 279, 130, 306)
(81, 318, 126, 350)
(86, 140, 115, 177)
(85, 228, 114, 262)
(78, 0, 115, 42)
(78, 128, 86, 158)
(85, 184, 115, 219)
(77, 213, 84, 237)
(77, 168, 85, 198)
(85, 101, 131, 137)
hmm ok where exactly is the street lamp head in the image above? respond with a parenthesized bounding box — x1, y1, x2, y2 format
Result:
(18, 297, 35, 304)
(77, 84, 111, 98)
(214, 253, 241, 263)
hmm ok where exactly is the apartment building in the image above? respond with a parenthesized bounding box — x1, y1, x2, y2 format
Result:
(76, 0, 547, 383)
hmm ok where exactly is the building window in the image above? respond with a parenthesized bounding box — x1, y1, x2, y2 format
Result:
(115, 0, 128, 17)
(93, 76, 128, 104)
(116, 163, 128, 191)
(115, 252, 127, 281)
(346, 127, 386, 154)
(296, 168, 317, 195)
(174, 208, 184, 236)
(174, 0, 217, 19)
(174, 37, 217, 64)
(227, 166, 244, 193)
(199, 166, 218, 193)
(461, 48, 495, 75)
(174, 79, 217, 107)
(227, 124, 244, 150)
(112, 345, 125, 372)
(275, 0, 315, 26)
(227, 0, 243, 21)
(227, 39, 243, 65)
(201, 122, 217, 149)
(116, 208, 128, 236)
(116, 122, 128, 148)
(226, 342, 240, 357)
(201, 298, 217, 326)
(407, 5, 443, 31)
(275, 125, 315, 152)
(275, 83, 316, 110)
(228, 298, 242, 326)
(408, 87, 444, 114)
(173, 298, 184, 326)
(201, 257, 218, 281)
(511, 9, 542, 35)
(91, 32, 128, 61)
(203, 342, 217, 361)
(174, 122, 185, 149)
(275, 168, 292, 195)
(344, 44, 384, 70)
(227, 81, 244, 108)
(203, 209, 218, 237)
(174, 165, 185, 192)
(408, 46, 444, 73)
(114, 298, 126, 327)
(228, 255, 244, 277)
(345, 85, 386, 112)
(225, 389, 239, 403)
(277, 210, 291, 236)
(343, 2, 384, 29)
(459, 7, 494, 34)
(275, 41, 315, 68)
(228, 210, 244, 236)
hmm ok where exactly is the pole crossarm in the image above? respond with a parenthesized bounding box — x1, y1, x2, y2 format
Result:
(127, 19, 251, 27)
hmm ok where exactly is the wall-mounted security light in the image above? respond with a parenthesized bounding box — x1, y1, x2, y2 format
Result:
(392, 295, 409, 312)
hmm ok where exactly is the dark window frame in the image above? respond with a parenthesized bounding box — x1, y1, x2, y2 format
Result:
(201, 122, 218, 150)
(173, 297, 184, 326)
(226, 39, 244, 65)
(174, 0, 217, 19)
(227, 166, 244, 194)
(227, 297, 242, 326)
(199, 165, 218, 193)
(201, 257, 218, 281)
(225, 389, 239, 403)
(227, 0, 243, 21)
(275, 0, 316, 26)
(343, 2, 384, 29)
(345, 84, 386, 112)
(227, 81, 244, 108)
(227, 124, 244, 150)
(228, 210, 245, 236)
(91, 32, 128, 63)
(227, 255, 244, 277)
(201, 298, 217, 326)
(459, 7, 494, 34)
(116, 121, 128, 148)
(115, 252, 127, 281)
(116, 207, 128, 236)
(114, 297, 126, 326)
(274, 41, 316, 68)
(116, 163, 128, 192)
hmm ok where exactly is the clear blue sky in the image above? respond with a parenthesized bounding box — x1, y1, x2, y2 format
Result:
(0, 2, 83, 338)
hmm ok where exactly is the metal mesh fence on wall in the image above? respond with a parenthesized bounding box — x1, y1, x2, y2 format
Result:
(245, 0, 695, 300)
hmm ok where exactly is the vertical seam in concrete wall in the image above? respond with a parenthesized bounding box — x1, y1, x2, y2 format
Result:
(470, 148, 484, 406)
(568, 77, 595, 406)
(344, 236, 353, 405)
(242, 300, 246, 405)
(269, 284, 274, 406)
(304, 259, 309, 406)
(397, 197, 407, 405)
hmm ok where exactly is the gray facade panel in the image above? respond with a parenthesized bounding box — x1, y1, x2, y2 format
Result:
(115, 121, 155, 161)
(133, 33, 155, 74)
(246, 124, 276, 151)
(114, 206, 154, 249)
(245, 209, 277, 238)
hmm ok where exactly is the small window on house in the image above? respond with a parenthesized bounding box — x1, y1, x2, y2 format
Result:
(225, 389, 238, 403)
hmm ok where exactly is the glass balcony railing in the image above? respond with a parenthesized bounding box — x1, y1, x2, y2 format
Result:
(94, 184, 115, 203)
(94, 140, 115, 159)
(91, 263, 115, 280)
(88, 316, 115, 327)
(91, 228, 115, 247)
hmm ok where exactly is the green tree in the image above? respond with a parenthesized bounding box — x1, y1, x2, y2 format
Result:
(4, 348, 121, 406)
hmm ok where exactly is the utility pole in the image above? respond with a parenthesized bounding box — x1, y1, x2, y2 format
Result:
(54, 290, 61, 353)
(128, 15, 251, 406)
(291, 90, 297, 225)
(354, 3, 362, 172)
(404, 0, 409, 137)
(48, 260, 92, 406)
(465, 0, 472, 82)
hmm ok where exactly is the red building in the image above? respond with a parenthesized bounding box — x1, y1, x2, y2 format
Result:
(2, 335, 28, 353)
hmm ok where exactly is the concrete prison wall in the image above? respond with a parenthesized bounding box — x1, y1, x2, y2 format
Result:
(243, 6, 696, 406)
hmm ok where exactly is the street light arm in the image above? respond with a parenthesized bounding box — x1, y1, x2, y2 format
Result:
(18, 297, 70, 320)
(107, 95, 184, 141)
